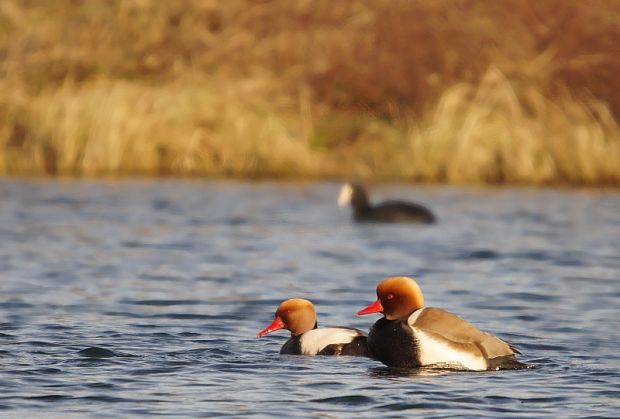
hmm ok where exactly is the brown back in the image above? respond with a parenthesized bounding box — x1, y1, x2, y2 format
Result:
(411, 307, 517, 359)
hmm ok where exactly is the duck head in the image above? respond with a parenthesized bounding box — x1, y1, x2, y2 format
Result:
(357, 276, 425, 320)
(257, 298, 318, 337)
(337, 183, 369, 210)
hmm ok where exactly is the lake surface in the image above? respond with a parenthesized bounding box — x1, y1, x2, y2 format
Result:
(0, 179, 619, 417)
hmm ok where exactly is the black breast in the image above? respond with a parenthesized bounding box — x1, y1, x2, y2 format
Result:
(368, 318, 420, 368)
(279, 336, 302, 355)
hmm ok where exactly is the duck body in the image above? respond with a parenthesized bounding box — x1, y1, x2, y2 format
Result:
(367, 307, 523, 370)
(280, 327, 371, 356)
(354, 200, 435, 223)
(358, 276, 526, 371)
(338, 183, 435, 224)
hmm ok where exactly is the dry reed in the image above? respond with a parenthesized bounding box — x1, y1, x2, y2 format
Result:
(0, 0, 619, 185)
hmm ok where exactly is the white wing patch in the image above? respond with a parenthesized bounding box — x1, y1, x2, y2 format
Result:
(407, 307, 426, 325)
(337, 184, 353, 207)
(299, 328, 361, 355)
(414, 329, 487, 371)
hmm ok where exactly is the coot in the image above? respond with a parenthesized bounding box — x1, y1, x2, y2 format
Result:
(338, 183, 435, 223)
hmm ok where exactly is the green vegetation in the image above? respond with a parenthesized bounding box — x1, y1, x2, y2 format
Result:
(1, 0, 619, 184)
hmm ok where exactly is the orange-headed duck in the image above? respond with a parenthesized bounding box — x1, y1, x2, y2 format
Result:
(338, 183, 435, 223)
(258, 298, 370, 356)
(358, 276, 525, 370)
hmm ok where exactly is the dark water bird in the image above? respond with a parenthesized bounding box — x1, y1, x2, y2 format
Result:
(358, 276, 526, 370)
(258, 298, 371, 357)
(337, 183, 435, 223)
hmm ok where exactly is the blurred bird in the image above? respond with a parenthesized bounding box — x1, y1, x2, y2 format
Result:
(337, 182, 435, 223)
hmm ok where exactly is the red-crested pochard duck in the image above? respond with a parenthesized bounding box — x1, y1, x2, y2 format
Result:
(338, 183, 435, 223)
(358, 276, 525, 370)
(258, 298, 371, 356)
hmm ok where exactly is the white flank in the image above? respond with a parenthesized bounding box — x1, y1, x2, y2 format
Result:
(299, 328, 360, 355)
(414, 329, 487, 371)
(337, 184, 353, 208)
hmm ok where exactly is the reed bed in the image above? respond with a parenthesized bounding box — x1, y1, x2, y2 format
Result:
(1, 0, 619, 185)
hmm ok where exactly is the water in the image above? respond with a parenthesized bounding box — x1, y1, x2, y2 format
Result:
(1, 179, 619, 417)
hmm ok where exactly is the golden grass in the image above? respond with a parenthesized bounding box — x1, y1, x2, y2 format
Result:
(0, 75, 324, 177)
(407, 67, 620, 184)
(1, 0, 619, 185)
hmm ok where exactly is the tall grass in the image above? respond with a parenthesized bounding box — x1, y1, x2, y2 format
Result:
(0, 76, 324, 177)
(1, 0, 619, 184)
(408, 67, 620, 184)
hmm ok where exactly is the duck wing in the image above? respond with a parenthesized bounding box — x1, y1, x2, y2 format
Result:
(409, 307, 517, 359)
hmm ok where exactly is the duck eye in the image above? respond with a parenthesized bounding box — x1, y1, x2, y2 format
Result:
(386, 293, 395, 301)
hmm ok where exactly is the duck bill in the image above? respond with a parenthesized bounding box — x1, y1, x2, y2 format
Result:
(357, 299, 384, 315)
(257, 317, 285, 337)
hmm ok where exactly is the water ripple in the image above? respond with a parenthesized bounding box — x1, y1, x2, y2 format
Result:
(0, 180, 618, 417)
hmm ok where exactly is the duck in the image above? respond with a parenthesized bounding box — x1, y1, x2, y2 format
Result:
(337, 183, 435, 223)
(357, 276, 525, 370)
(258, 298, 371, 356)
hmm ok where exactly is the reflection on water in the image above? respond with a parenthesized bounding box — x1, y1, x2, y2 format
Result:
(368, 366, 457, 378)
(0, 179, 619, 416)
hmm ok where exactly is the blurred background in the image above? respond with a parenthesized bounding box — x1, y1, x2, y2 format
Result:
(2, 2, 620, 415)
(0, 0, 619, 185)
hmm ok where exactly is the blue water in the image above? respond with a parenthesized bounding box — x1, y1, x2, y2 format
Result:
(1, 179, 619, 417)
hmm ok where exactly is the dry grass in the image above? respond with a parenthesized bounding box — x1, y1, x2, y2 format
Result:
(406, 67, 620, 184)
(0, 0, 619, 185)
(0, 75, 324, 177)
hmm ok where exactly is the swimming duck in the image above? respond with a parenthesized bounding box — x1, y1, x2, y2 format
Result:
(358, 276, 525, 370)
(337, 183, 435, 223)
(258, 298, 371, 356)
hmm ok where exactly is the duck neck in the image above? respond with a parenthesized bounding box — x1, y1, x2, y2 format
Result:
(351, 189, 371, 215)
(292, 321, 318, 336)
